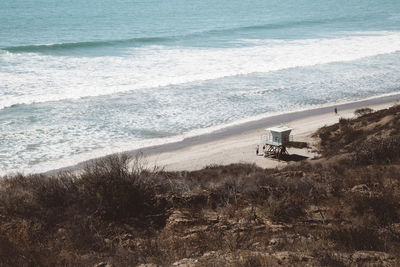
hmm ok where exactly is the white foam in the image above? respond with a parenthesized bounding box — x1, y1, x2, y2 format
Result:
(1, 31, 400, 110)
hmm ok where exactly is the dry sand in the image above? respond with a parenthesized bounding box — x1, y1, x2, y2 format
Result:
(143, 100, 398, 171)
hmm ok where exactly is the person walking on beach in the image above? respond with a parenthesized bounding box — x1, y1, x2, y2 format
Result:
(256, 145, 259, 155)
(334, 107, 338, 115)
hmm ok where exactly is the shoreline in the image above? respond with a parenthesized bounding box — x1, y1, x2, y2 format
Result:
(45, 93, 400, 174)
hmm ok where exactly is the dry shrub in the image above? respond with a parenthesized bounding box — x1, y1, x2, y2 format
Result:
(351, 193, 400, 226)
(0, 175, 36, 217)
(66, 216, 105, 252)
(0, 154, 171, 265)
(30, 174, 77, 209)
(317, 105, 400, 157)
(260, 199, 305, 223)
(0, 155, 169, 228)
(286, 141, 308, 149)
(78, 155, 168, 225)
(316, 252, 346, 267)
(329, 226, 384, 251)
(343, 128, 364, 144)
(354, 107, 374, 117)
(209, 176, 243, 207)
(236, 254, 276, 267)
(0, 234, 21, 266)
(353, 136, 400, 165)
(0, 231, 60, 267)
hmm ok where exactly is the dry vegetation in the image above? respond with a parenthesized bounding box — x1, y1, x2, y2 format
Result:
(1, 105, 400, 266)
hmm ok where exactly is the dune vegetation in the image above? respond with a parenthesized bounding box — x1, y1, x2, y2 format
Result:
(1, 105, 400, 266)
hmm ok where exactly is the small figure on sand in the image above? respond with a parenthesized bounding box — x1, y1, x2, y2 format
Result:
(334, 107, 338, 115)
(256, 145, 259, 155)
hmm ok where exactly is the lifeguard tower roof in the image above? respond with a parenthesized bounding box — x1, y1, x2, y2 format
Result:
(266, 125, 292, 133)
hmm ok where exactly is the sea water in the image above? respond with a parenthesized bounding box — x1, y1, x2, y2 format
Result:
(1, 0, 400, 174)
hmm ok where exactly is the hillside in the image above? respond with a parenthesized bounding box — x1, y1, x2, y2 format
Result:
(1, 105, 400, 266)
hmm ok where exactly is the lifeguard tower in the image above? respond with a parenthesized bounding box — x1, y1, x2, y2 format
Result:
(262, 126, 292, 159)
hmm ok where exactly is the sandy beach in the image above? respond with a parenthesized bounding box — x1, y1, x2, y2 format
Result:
(46, 94, 400, 175)
(141, 95, 400, 171)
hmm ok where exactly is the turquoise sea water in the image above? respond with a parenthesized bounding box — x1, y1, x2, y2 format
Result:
(1, 0, 400, 174)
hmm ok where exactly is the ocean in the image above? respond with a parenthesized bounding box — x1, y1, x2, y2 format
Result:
(1, 0, 400, 174)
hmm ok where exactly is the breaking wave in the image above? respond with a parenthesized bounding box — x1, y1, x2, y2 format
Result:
(1, 31, 400, 110)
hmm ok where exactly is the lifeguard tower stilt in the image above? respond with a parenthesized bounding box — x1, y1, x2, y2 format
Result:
(262, 126, 292, 159)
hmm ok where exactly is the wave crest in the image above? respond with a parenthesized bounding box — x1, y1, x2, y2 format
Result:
(2, 37, 170, 53)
